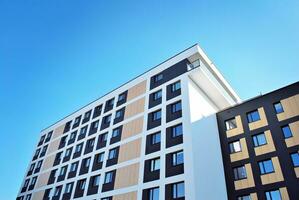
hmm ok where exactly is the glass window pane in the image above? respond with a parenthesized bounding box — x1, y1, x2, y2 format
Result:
(282, 125, 293, 138)
(291, 153, 299, 167)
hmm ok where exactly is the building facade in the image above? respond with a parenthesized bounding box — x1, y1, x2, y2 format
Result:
(217, 82, 299, 200)
(16, 44, 298, 200)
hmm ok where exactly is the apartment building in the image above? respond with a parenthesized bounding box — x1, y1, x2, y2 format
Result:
(217, 82, 299, 200)
(16, 44, 298, 200)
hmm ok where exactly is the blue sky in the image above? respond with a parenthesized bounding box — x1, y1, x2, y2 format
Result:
(0, 0, 298, 199)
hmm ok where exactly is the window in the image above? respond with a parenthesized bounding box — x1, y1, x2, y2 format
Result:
(79, 179, 86, 190)
(265, 189, 282, 200)
(87, 139, 95, 148)
(171, 81, 181, 92)
(153, 90, 162, 101)
(118, 93, 126, 102)
(151, 132, 161, 145)
(101, 133, 108, 142)
(112, 128, 120, 138)
(172, 182, 185, 198)
(171, 124, 183, 137)
(237, 195, 251, 200)
(85, 158, 91, 168)
(23, 179, 29, 187)
(96, 153, 104, 163)
(75, 144, 82, 153)
(70, 131, 76, 140)
(229, 140, 241, 153)
(104, 171, 114, 184)
(281, 125, 293, 138)
(25, 194, 31, 200)
(115, 109, 123, 118)
(74, 116, 80, 124)
(92, 175, 100, 186)
(290, 152, 299, 167)
(65, 183, 73, 193)
(150, 158, 160, 171)
(247, 110, 260, 123)
(36, 160, 42, 169)
(91, 121, 99, 129)
(46, 131, 52, 141)
(233, 166, 247, 180)
(108, 148, 117, 159)
(154, 73, 163, 82)
(65, 148, 72, 157)
(171, 101, 182, 113)
(259, 159, 274, 174)
(84, 111, 91, 119)
(149, 187, 159, 200)
(252, 133, 267, 147)
(104, 115, 111, 124)
(59, 166, 67, 176)
(274, 102, 284, 114)
(54, 186, 61, 196)
(153, 110, 161, 121)
(107, 99, 114, 107)
(80, 126, 87, 135)
(225, 118, 237, 130)
(29, 163, 35, 171)
(70, 162, 78, 172)
(172, 151, 184, 166)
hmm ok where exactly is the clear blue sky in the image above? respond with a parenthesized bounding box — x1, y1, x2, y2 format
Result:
(0, 0, 298, 199)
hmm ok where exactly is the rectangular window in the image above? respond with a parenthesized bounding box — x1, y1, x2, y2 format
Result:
(104, 115, 111, 124)
(237, 195, 251, 200)
(108, 148, 117, 159)
(59, 166, 67, 176)
(79, 179, 86, 190)
(92, 175, 100, 186)
(70, 131, 76, 140)
(115, 109, 123, 118)
(112, 128, 120, 138)
(153, 110, 161, 121)
(290, 152, 299, 167)
(265, 189, 282, 200)
(171, 124, 183, 137)
(225, 118, 237, 130)
(85, 158, 91, 168)
(104, 171, 114, 184)
(171, 81, 181, 92)
(149, 187, 159, 200)
(252, 133, 267, 147)
(75, 144, 82, 153)
(233, 166, 247, 180)
(70, 162, 78, 172)
(118, 93, 126, 102)
(154, 73, 163, 82)
(80, 126, 87, 135)
(96, 153, 104, 163)
(107, 99, 114, 107)
(172, 151, 184, 166)
(87, 139, 95, 148)
(247, 110, 260, 123)
(54, 186, 61, 196)
(274, 102, 284, 114)
(229, 140, 241, 153)
(150, 158, 160, 172)
(65, 183, 73, 193)
(153, 90, 162, 101)
(259, 159, 274, 175)
(281, 125, 293, 138)
(172, 182, 185, 198)
(151, 132, 161, 145)
(171, 101, 182, 113)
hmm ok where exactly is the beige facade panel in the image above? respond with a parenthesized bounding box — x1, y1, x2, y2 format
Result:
(47, 137, 61, 155)
(285, 121, 299, 147)
(52, 124, 65, 139)
(114, 163, 139, 189)
(234, 163, 255, 190)
(279, 187, 290, 200)
(249, 107, 268, 131)
(230, 138, 249, 162)
(250, 193, 258, 200)
(295, 167, 299, 178)
(124, 97, 145, 119)
(41, 154, 55, 171)
(122, 117, 143, 140)
(261, 157, 284, 185)
(254, 130, 276, 156)
(127, 80, 147, 101)
(113, 191, 137, 200)
(226, 115, 244, 138)
(32, 190, 45, 200)
(277, 94, 299, 121)
(36, 171, 50, 188)
(118, 139, 141, 163)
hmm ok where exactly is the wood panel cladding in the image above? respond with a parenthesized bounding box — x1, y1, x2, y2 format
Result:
(285, 121, 299, 147)
(226, 115, 244, 138)
(277, 94, 299, 121)
(47, 138, 60, 155)
(118, 139, 141, 163)
(32, 190, 45, 200)
(127, 80, 147, 101)
(230, 138, 249, 162)
(124, 97, 145, 119)
(52, 124, 65, 139)
(248, 107, 268, 131)
(254, 130, 276, 156)
(122, 117, 143, 140)
(113, 191, 137, 200)
(114, 163, 139, 189)
(234, 163, 255, 190)
(36, 171, 50, 188)
(41, 154, 55, 171)
(260, 157, 284, 185)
